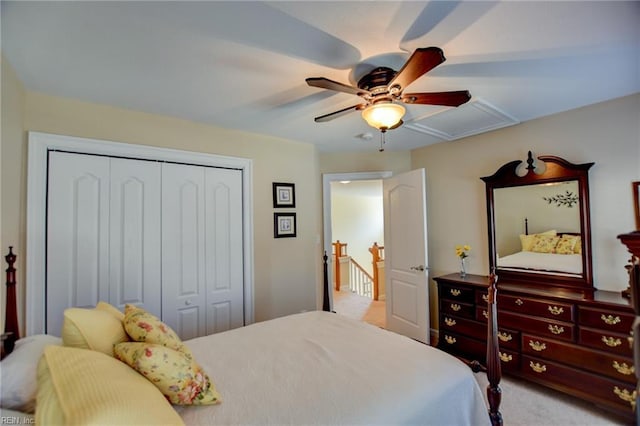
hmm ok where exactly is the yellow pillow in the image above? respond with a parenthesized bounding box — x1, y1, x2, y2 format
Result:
(520, 230, 557, 251)
(114, 342, 221, 406)
(556, 236, 578, 254)
(567, 235, 583, 254)
(36, 346, 184, 425)
(123, 304, 191, 356)
(62, 307, 129, 356)
(96, 301, 125, 321)
(530, 234, 561, 254)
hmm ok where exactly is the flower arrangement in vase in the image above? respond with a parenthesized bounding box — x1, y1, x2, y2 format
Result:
(455, 245, 471, 278)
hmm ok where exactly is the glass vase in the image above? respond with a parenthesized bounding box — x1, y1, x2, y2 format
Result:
(460, 257, 467, 278)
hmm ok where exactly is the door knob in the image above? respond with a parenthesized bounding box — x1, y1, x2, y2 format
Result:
(185, 300, 192, 306)
(410, 265, 426, 271)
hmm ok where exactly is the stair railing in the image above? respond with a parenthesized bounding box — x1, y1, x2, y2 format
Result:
(348, 257, 373, 298)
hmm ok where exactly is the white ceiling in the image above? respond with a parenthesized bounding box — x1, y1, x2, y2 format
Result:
(2, 1, 639, 152)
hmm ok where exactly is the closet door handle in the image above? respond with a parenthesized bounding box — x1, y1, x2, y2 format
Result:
(185, 300, 193, 306)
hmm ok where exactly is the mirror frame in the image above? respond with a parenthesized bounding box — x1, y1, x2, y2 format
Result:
(482, 151, 595, 294)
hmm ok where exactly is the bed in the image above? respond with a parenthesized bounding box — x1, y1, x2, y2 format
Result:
(1, 248, 503, 425)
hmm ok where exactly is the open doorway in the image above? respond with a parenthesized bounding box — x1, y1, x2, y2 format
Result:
(323, 172, 391, 328)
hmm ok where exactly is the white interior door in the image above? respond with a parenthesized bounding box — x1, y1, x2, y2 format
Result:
(109, 158, 162, 317)
(47, 152, 110, 336)
(383, 168, 429, 344)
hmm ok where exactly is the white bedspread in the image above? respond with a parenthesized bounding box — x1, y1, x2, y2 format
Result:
(177, 311, 490, 426)
(498, 251, 582, 275)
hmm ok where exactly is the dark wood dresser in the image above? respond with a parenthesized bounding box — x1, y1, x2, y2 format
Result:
(435, 272, 636, 420)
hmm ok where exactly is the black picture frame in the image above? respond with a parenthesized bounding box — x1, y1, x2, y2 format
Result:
(273, 182, 295, 208)
(633, 181, 640, 231)
(274, 212, 297, 238)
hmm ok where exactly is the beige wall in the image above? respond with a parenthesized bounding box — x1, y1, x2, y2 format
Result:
(319, 151, 411, 175)
(1, 56, 26, 332)
(412, 94, 640, 327)
(3, 78, 323, 332)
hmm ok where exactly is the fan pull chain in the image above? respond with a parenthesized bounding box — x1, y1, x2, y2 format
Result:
(379, 130, 386, 152)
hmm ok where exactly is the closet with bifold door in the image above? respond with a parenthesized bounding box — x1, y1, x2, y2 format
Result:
(46, 151, 244, 339)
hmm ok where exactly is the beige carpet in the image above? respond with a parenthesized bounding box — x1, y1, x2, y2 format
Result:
(332, 288, 386, 328)
(474, 372, 630, 425)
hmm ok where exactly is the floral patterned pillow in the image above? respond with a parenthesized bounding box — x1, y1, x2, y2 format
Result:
(530, 234, 560, 254)
(123, 305, 192, 357)
(556, 236, 578, 254)
(114, 342, 220, 406)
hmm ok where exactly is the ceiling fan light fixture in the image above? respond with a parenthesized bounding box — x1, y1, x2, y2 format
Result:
(361, 102, 405, 130)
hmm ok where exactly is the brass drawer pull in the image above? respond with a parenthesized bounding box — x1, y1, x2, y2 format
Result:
(499, 352, 513, 363)
(529, 340, 547, 352)
(482, 294, 489, 302)
(548, 305, 564, 316)
(601, 314, 621, 325)
(529, 361, 547, 373)
(614, 386, 637, 409)
(515, 298, 524, 306)
(612, 361, 635, 375)
(482, 310, 488, 319)
(498, 332, 513, 342)
(450, 289, 461, 297)
(444, 317, 456, 327)
(444, 335, 457, 345)
(450, 303, 461, 312)
(601, 336, 622, 347)
(548, 324, 565, 335)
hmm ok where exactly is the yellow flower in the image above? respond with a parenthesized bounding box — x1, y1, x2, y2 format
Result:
(455, 244, 471, 259)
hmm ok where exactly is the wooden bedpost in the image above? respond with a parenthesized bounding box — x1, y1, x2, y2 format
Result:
(322, 251, 331, 312)
(486, 271, 503, 426)
(4, 247, 20, 355)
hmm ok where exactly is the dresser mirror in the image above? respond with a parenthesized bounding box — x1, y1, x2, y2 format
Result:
(482, 151, 595, 294)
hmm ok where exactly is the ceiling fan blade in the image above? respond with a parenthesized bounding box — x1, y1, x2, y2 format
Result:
(388, 47, 446, 90)
(314, 104, 366, 122)
(402, 90, 471, 107)
(306, 77, 370, 97)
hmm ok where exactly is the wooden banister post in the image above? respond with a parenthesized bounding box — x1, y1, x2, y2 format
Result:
(332, 241, 347, 291)
(369, 242, 382, 301)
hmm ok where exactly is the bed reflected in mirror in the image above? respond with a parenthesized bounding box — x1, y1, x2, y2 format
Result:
(494, 180, 583, 277)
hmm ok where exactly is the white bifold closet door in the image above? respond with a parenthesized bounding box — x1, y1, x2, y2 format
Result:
(161, 163, 244, 340)
(46, 151, 244, 339)
(47, 152, 161, 336)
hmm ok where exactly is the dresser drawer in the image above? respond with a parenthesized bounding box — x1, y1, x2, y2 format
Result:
(441, 315, 485, 341)
(440, 283, 475, 304)
(441, 300, 475, 319)
(499, 294, 574, 322)
(521, 355, 636, 413)
(522, 334, 636, 384)
(500, 311, 575, 342)
(578, 306, 634, 334)
(579, 327, 633, 357)
(439, 332, 485, 362)
(498, 348, 520, 372)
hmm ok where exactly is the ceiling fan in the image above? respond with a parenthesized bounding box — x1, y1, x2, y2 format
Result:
(306, 47, 471, 149)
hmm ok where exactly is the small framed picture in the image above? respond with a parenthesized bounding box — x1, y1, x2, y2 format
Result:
(274, 212, 297, 238)
(633, 181, 640, 231)
(273, 182, 295, 208)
